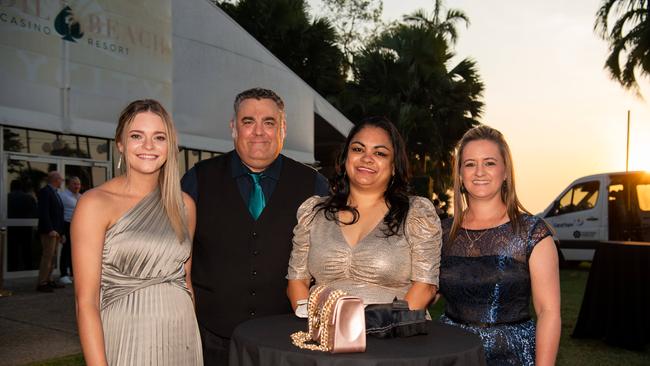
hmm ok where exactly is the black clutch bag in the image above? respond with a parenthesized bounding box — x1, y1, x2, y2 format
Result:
(364, 298, 428, 338)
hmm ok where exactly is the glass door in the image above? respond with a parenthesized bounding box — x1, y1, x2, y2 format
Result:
(1, 154, 111, 278)
(62, 161, 110, 194)
(2, 155, 58, 276)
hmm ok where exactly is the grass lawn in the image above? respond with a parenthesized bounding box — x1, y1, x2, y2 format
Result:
(430, 266, 650, 365)
(554, 267, 649, 365)
(30, 268, 649, 366)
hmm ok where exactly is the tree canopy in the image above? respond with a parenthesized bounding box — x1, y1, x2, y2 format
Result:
(320, 0, 384, 73)
(217, 0, 484, 202)
(218, 0, 347, 97)
(595, 0, 650, 94)
(337, 2, 483, 200)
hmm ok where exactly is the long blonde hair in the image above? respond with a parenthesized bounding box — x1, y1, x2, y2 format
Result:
(450, 125, 530, 243)
(115, 99, 186, 242)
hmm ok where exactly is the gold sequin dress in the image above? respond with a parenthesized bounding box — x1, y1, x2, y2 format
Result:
(287, 196, 442, 304)
(100, 189, 202, 365)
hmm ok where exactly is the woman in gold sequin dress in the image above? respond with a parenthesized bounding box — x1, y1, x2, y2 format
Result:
(287, 117, 442, 310)
(72, 100, 202, 365)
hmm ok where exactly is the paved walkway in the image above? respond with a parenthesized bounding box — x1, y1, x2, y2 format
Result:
(0, 277, 80, 366)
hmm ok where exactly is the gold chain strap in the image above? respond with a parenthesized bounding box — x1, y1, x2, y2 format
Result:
(307, 285, 328, 336)
(291, 286, 347, 352)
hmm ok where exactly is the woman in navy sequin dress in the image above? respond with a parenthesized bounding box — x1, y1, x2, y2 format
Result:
(439, 126, 561, 365)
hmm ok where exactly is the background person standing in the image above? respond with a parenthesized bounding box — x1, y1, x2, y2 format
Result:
(58, 176, 81, 285)
(36, 171, 65, 292)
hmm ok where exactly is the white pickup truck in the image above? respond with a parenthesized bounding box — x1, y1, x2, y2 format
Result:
(541, 171, 650, 262)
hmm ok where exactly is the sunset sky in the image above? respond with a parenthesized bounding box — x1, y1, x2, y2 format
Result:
(311, 0, 650, 212)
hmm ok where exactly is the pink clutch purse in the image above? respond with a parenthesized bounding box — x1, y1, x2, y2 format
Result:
(291, 285, 366, 353)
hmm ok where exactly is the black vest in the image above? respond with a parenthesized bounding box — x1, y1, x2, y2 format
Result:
(192, 152, 317, 337)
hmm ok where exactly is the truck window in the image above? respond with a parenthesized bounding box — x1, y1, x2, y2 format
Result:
(608, 184, 626, 241)
(573, 182, 599, 210)
(608, 184, 625, 205)
(548, 181, 600, 216)
(637, 184, 650, 211)
(556, 190, 573, 214)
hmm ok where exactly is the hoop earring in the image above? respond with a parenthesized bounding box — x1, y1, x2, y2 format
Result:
(117, 154, 123, 170)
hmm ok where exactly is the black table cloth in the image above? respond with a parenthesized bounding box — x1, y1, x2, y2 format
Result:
(229, 314, 486, 366)
(572, 241, 650, 350)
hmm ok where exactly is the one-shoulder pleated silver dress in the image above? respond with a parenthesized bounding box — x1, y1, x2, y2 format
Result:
(99, 189, 202, 365)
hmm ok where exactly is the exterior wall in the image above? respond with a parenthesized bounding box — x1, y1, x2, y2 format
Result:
(0, 0, 352, 160)
(172, 0, 322, 161)
(0, 0, 353, 278)
(0, 0, 173, 138)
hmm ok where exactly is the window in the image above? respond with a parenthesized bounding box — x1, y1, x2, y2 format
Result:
(558, 189, 572, 212)
(3, 126, 110, 161)
(608, 184, 625, 209)
(609, 184, 624, 195)
(4, 126, 221, 175)
(177, 147, 221, 173)
(187, 149, 200, 171)
(574, 182, 600, 210)
(177, 149, 186, 174)
(637, 184, 650, 211)
(547, 181, 600, 217)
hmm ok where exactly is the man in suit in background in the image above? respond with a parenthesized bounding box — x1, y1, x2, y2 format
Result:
(36, 171, 65, 292)
(58, 176, 82, 285)
(182, 87, 329, 365)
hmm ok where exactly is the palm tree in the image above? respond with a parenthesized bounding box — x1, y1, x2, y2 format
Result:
(403, 0, 469, 45)
(595, 0, 650, 93)
(343, 19, 484, 200)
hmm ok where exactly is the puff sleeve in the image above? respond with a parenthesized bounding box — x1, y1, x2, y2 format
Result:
(405, 196, 442, 286)
(286, 196, 322, 280)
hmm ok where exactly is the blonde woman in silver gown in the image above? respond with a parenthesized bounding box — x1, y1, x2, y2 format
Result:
(72, 100, 202, 365)
(287, 117, 442, 310)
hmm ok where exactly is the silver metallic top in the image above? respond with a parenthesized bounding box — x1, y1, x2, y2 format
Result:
(287, 195, 442, 305)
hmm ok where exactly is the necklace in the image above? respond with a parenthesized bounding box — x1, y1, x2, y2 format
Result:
(463, 228, 488, 249)
(461, 208, 507, 248)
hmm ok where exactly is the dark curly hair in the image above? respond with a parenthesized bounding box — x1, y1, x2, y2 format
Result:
(315, 116, 411, 237)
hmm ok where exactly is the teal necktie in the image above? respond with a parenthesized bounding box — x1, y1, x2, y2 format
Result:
(248, 173, 266, 220)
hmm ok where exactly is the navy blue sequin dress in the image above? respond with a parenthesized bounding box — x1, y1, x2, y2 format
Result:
(439, 215, 551, 365)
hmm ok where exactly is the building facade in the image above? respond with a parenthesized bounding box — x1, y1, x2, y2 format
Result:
(0, 0, 352, 278)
